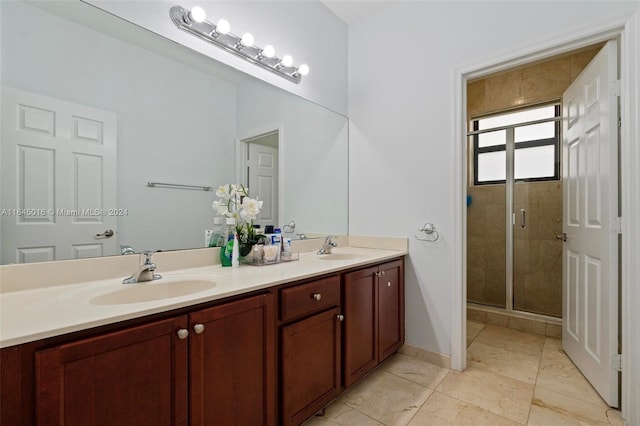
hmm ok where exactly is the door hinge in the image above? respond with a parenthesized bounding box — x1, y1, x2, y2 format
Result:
(611, 80, 621, 97)
(611, 217, 622, 234)
(612, 353, 622, 372)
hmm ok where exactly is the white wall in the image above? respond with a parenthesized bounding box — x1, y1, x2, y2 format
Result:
(348, 1, 640, 357)
(236, 80, 349, 236)
(87, 0, 349, 116)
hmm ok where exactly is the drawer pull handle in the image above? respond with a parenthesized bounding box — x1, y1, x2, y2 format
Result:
(387, 282, 391, 287)
(312, 293, 322, 301)
(336, 314, 344, 322)
(193, 323, 205, 334)
(177, 329, 189, 340)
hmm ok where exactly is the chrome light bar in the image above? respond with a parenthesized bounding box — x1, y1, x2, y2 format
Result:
(169, 5, 308, 84)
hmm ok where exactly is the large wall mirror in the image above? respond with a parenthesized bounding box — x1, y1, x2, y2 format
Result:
(0, 0, 348, 265)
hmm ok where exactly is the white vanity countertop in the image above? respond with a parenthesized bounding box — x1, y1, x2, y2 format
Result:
(0, 246, 406, 348)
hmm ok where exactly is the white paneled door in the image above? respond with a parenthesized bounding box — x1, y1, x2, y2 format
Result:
(247, 142, 278, 229)
(561, 40, 619, 407)
(1, 87, 117, 264)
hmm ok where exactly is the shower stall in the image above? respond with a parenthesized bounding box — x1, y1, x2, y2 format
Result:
(465, 44, 603, 323)
(467, 104, 563, 319)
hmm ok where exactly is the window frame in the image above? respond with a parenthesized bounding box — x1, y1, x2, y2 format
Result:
(472, 104, 561, 185)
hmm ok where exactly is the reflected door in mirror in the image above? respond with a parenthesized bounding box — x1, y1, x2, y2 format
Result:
(0, 87, 117, 264)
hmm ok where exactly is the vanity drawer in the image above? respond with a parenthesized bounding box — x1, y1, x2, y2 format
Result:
(280, 275, 340, 322)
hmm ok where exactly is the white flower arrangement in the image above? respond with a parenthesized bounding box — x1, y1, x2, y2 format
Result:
(212, 184, 264, 249)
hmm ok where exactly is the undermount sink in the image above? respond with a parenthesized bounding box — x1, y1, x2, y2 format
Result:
(317, 253, 362, 261)
(90, 278, 216, 305)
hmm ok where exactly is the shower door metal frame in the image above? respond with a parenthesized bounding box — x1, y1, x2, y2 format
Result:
(505, 128, 515, 311)
(468, 112, 561, 312)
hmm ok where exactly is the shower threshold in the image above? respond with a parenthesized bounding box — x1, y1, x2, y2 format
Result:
(467, 302, 562, 338)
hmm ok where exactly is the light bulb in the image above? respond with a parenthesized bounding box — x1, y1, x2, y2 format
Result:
(281, 55, 293, 67)
(297, 64, 309, 76)
(262, 44, 275, 58)
(189, 6, 206, 23)
(241, 33, 254, 47)
(216, 19, 230, 34)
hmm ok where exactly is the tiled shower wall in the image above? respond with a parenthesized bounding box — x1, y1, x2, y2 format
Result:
(466, 44, 602, 318)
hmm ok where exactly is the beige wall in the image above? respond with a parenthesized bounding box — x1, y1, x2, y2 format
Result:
(466, 44, 602, 317)
(468, 44, 604, 117)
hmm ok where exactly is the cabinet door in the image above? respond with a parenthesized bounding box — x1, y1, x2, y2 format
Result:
(378, 259, 404, 361)
(35, 316, 189, 426)
(343, 266, 378, 388)
(189, 293, 275, 426)
(281, 307, 342, 426)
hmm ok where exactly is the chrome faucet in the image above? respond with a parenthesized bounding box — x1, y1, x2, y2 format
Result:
(123, 251, 162, 284)
(317, 235, 338, 255)
(120, 245, 136, 255)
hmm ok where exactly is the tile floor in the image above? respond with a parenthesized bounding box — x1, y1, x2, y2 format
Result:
(305, 321, 623, 426)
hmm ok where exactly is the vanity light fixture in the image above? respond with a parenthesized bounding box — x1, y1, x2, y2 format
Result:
(170, 5, 309, 83)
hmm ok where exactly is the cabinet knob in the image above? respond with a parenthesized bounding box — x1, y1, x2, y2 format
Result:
(387, 281, 391, 287)
(193, 323, 205, 334)
(312, 293, 322, 301)
(177, 329, 189, 340)
(381, 270, 386, 276)
(375, 272, 381, 277)
(336, 314, 344, 322)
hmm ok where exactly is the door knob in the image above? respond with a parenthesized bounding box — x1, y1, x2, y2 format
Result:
(556, 233, 567, 242)
(96, 229, 114, 238)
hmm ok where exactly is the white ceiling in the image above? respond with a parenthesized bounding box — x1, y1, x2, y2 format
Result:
(320, 1, 390, 25)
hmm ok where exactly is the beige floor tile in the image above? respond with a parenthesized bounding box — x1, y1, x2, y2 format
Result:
(435, 366, 534, 424)
(467, 340, 541, 384)
(537, 338, 607, 406)
(474, 325, 545, 356)
(302, 401, 383, 426)
(341, 368, 433, 425)
(467, 321, 485, 346)
(528, 387, 621, 425)
(407, 391, 521, 426)
(380, 353, 449, 389)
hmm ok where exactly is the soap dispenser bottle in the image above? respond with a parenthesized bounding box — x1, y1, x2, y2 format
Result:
(210, 216, 227, 247)
(220, 217, 236, 267)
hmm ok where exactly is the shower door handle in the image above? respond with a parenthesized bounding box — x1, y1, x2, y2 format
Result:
(520, 209, 526, 229)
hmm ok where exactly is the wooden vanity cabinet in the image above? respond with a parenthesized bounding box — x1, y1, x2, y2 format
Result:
(343, 259, 404, 388)
(35, 316, 189, 426)
(32, 292, 275, 426)
(278, 275, 343, 426)
(189, 293, 275, 426)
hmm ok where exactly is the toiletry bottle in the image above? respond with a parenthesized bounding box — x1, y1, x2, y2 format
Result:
(220, 217, 236, 267)
(232, 231, 239, 267)
(282, 237, 292, 259)
(210, 216, 227, 247)
(272, 228, 282, 246)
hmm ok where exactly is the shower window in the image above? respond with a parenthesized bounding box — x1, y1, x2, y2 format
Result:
(472, 104, 560, 185)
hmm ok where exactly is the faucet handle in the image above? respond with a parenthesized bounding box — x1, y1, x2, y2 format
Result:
(325, 235, 337, 246)
(141, 250, 154, 264)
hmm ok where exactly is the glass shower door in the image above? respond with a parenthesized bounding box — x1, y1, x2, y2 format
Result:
(468, 104, 562, 316)
(467, 127, 507, 309)
(512, 116, 563, 317)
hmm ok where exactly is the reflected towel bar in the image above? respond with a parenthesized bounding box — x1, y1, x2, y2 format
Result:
(147, 181, 213, 191)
